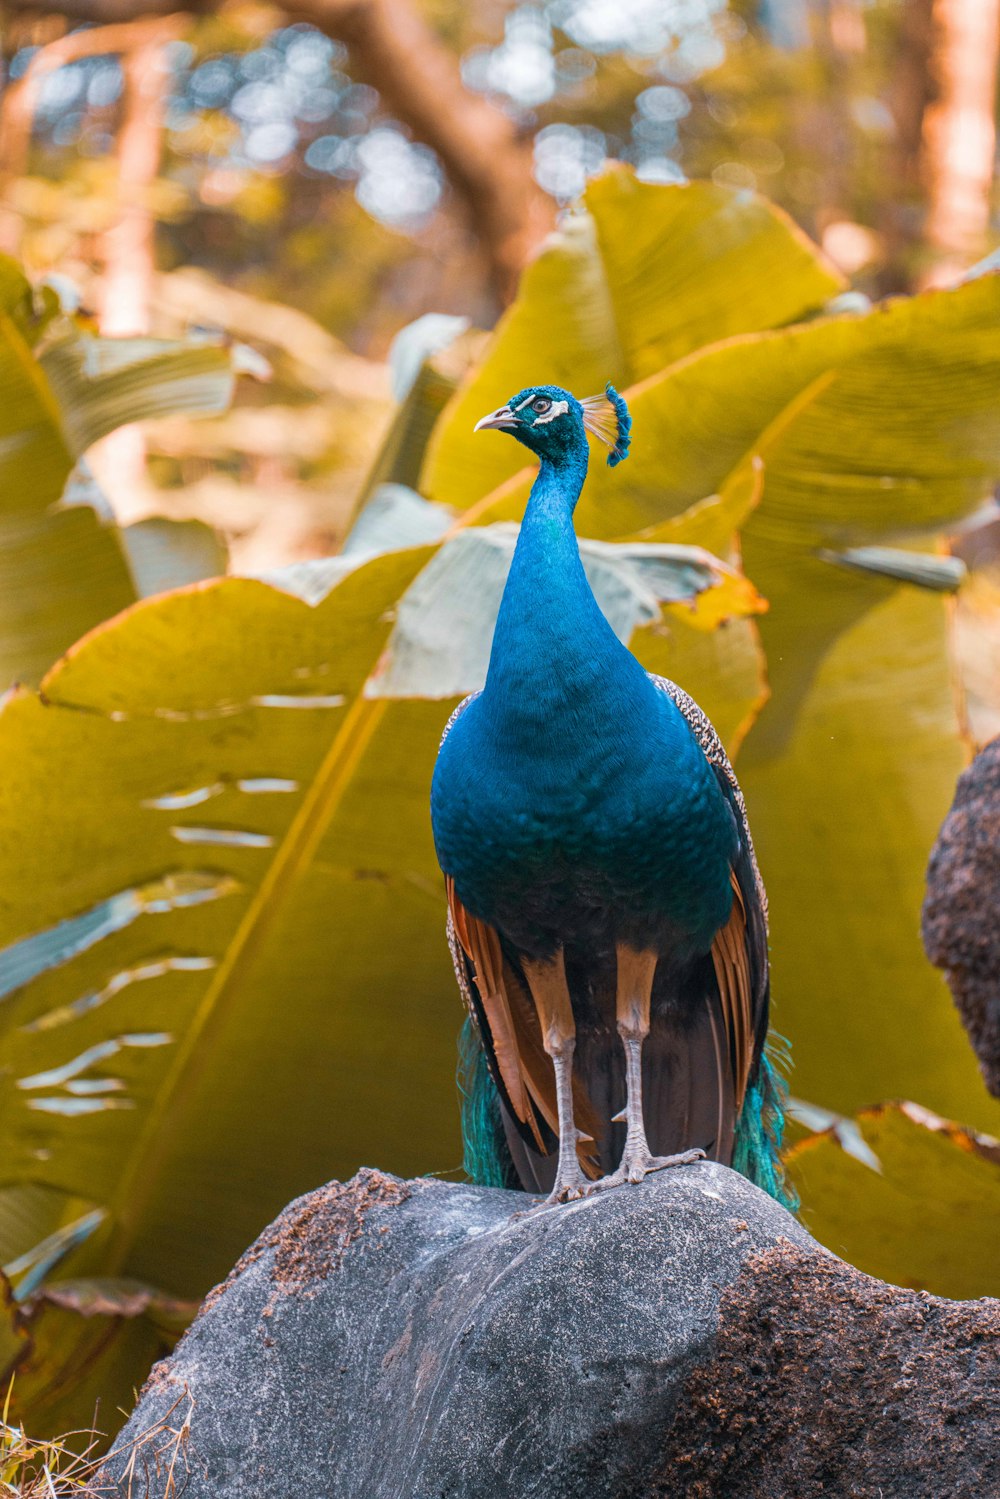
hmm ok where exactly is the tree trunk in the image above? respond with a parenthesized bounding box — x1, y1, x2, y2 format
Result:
(876, 0, 937, 294)
(91, 24, 177, 520)
(920, 0, 1000, 286)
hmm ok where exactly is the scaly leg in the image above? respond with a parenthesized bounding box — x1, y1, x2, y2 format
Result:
(592, 945, 704, 1191)
(521, 951, 590, 1204)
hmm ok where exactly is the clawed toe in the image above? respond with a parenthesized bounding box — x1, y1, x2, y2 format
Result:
(585, 1146, 706, 1193)
(632, 1147, 705, 1181)
(531, 1176, 589, 1209)
(582, 1169, 626, 1195)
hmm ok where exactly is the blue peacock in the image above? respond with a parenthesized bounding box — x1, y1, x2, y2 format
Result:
(430, 382, 793, 1208)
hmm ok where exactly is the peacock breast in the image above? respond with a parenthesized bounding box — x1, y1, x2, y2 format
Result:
(431, 686, 737, 953)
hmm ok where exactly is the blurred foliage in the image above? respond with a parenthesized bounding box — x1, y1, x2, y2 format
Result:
(4, 0, 998, 341)
(3, 0, 997, 574)
(0, 253, 239, 687)
(421, 170, 843, 507)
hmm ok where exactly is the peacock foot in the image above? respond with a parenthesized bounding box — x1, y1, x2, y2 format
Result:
(586, 1146, 706, 1193)
(539, 1169, 590, 1206)
(531, 1130, 598, 1208)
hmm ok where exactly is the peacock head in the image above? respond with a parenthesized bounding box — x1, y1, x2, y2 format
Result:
(474, 382, 631, 468)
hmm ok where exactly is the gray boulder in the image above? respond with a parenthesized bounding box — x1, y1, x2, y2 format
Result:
(100, 1165, 1000, 1499)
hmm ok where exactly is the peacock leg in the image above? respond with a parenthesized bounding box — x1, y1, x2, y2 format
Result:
(593, 945, 705, 1191)
(521, 951, 590, 1204)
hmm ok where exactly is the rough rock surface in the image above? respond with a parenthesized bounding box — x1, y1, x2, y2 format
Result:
(923, 734, 1000, 1095)
(100, 1166, 999, 1499)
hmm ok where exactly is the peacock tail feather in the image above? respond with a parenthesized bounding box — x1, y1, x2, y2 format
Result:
(457, 1015, 520, 1190)
(731, 1033, 798, 1212)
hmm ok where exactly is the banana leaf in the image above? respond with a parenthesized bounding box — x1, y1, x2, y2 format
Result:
(0, 524, 762, 1432)
(0, 256, 237, 688)
(421, 170, 843, 511)
(785, 1101, 1000, 1299)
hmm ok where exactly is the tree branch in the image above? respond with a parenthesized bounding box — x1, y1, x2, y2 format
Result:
(1, 0, 553, 302)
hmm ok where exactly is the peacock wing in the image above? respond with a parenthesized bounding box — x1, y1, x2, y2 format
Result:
(446, 883, 541, 1145)
(649, 674, 771, 1114)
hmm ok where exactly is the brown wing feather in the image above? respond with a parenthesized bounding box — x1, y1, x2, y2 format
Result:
(651, 672, 770, 1108)
(446, 878, 602, 1171)
(446, 877, 538, 1141)
(710, 870, 754, 1110)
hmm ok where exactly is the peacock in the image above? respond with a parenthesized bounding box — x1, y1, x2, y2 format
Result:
(430, 382, 793, 1208)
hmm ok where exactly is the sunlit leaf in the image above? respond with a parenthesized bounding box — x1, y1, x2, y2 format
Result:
(595, 269, 1000, 1137)
(421, 169, 842, 510)
(786, 1101, 1000, 1299)
(368, 526, 763, 699)
(0, 550, 447, 1427)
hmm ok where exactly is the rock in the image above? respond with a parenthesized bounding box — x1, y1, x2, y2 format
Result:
(923, 735, 1000, 1095)
(99, 1165, 1000, 1499)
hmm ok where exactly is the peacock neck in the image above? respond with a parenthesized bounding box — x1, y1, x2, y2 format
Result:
(482, 449, 649, 735)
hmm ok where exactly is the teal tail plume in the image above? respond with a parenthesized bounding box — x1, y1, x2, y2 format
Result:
(731, 1033, 798, 1212)
(458, 1017, 798, 1210)
(457, 1016, 520, 1189)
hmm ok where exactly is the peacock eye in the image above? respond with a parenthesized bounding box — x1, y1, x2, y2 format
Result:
(532, 397, 552, 414)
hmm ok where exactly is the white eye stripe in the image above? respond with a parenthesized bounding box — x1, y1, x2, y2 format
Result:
(534, 399, 569, 425)
(513, 393, 536, 411)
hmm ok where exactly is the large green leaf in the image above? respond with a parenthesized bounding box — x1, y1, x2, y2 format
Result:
(740, 576, 997, 1130)
(367, 521, 764, 698)
(420, 169, 842, 511)
(0, 513, 761, 1430)
(639, 274, 1000, 1134)
(0, 256, 236, 688)
(460, 268, 1000, 546)
(786, 1102, 1000, 1299)
(0, 553, 439, 1425)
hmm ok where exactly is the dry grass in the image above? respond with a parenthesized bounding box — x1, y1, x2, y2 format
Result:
(1, 1383, 195, 1499)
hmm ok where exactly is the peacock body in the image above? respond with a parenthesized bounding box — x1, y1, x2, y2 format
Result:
(430, 383, 791, 1207)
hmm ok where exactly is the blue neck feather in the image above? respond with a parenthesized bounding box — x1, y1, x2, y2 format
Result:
(482, 442, 650, 742)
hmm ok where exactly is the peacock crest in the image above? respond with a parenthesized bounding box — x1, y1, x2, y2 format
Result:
(581, 382, 632, 467)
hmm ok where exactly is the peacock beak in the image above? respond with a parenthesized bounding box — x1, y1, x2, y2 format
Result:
(474, 405, 517, 432)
